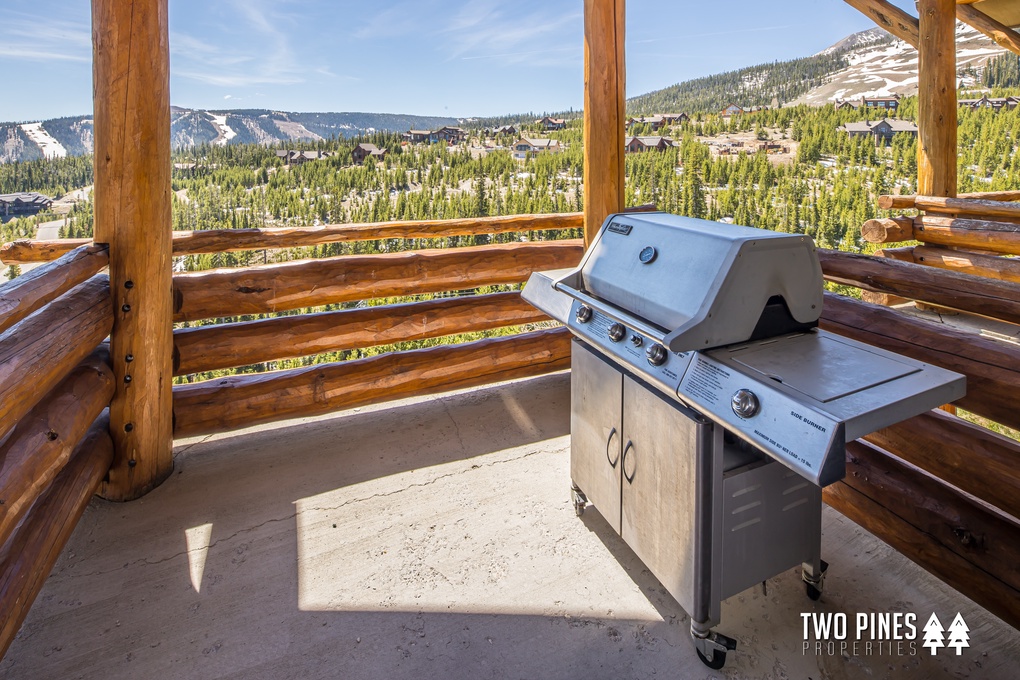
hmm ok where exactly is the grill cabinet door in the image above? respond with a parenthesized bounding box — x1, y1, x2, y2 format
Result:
(620, 375, 707, 615)
(570, 341, 623, 533)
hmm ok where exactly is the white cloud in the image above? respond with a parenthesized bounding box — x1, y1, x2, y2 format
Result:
(0, 14, 91, 64)
(442, 0, 581, 66)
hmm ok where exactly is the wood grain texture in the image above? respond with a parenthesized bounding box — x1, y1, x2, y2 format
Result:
(912, 244, 1020, 283)
(823, 468, 1020, 630)
(0, 245, 109, 335)
(173, 327, 571, 437)
(0, 417, 113, 658)
(865, 409, 1020, 521)
(0, 350, 113, 550)
(879, 190, 1020, 210)
(0, 276, 112, 444)
(92, 0, 174, 501)
(917, 0, 957, 198)
(843, 0, 920, 46)
(861, 217, 914, 243)
(915, 196, 1020, 220)
(915, 215, 1020, 255)
(583, 0, 626, 244)
(172, 240, 584, 322)
(0, 239, 93, 265)
(817, 248, 1020, 324)
(820, 293, 1020, 431)
(173, 291, 549, 376)
(957, 3, 1020, 55)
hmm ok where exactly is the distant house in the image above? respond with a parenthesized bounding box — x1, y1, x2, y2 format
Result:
(403, 130, 431, 144)
(834, 95, 901, 112)
(492, 124, 518, 136)
(351, 143, 387, 165)
(512, 137, 561, 160)
(839, 118, 918, 144)
(626, 113, 689, 131)
(625, 136, 676, 153)
(720, 104, 744, 117)
(758, 141, 788, 154)
(431, 126, 467, 144)
(959, 95, 1019, 112)
(536, 117, 567, 131)
(0, 192, 53, 218)
(276, 150, 333, 166)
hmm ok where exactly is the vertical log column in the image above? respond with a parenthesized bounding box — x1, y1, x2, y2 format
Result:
(583, 0, 626, 245)
(917, 0, 957, 198)
(92, 0, 174, 500)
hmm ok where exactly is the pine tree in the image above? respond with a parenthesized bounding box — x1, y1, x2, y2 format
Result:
(922, 613, 945, 655)
(947, 613, 970, 655)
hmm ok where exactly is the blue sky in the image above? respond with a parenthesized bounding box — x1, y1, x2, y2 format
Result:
(1, 0, 918, 122)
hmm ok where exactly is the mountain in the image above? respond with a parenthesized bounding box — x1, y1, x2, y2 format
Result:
(628, 23, 1006, 115)
(0, 109, 459, 164)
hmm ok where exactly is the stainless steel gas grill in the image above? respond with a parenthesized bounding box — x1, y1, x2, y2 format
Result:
(522, 212, 965, 669)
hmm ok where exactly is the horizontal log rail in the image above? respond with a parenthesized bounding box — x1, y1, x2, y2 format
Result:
(0, 416, 113, 658)
(172, 240, 583, 322)
(878, 191, 1020, 210)
(817, 248, 1020, 325)
(824, 440, 1020, 630)
(865, 409, 1020, 521)
(860, 216, 914, 243)
(0, 245, 109, 335)
(173, 326, 571, 437)
(0, 350, 113, 549)
(820, 293, 1020, 431)
(0, 276, 113, 443)
(911, 245, 1020, 284)
(0, 206, 657, 265)
(915, 215, 1020, 255)
(174, 291, 549, 376)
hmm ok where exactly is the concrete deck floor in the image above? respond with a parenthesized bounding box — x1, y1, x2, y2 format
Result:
(3, 373, 1019, 680)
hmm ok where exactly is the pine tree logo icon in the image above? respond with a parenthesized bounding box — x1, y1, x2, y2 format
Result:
(948, 613, 970, 655)
(923, 612, 945, 655)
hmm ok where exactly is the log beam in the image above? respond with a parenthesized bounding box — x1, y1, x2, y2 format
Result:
(843, 0, 920, 47)
(861, 217, 914, 243)
(915, 215, 1020, 255)
(917, 0, 957, 198)
(172, 241, 584, 323)
(817, 248, 1020, 324)
(0, 245, 108, 335)
(820, 293, 1020, 431)
(912, 244, 1020, 284)
(824, 445, 1020, 630)
(93, 0, 174, 500)
(879, 190, 1020, 210)
(0, 239, 92, 265)
(173, 327, 571, 437)
(583, 0, 626, 244)
(865, 409, 1020, 521)
(0, 276, 112, 443)
(174, 291, 548, 376)
(957, 3, 1020, 56)
(0, 351, 114, 549)
(914, 196, 1020, 220)
(0, 417, 113, 658)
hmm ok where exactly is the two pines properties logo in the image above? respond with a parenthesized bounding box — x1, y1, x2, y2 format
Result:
(802, 611, 971, 657)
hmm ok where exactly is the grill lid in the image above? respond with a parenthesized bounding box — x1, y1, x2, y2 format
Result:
(555, 213, 824, 351)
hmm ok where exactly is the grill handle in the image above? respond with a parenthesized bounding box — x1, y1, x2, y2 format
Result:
(553, 280, 669, 347)
(622, 440, 636, 483)
(606, 427, 620, 467)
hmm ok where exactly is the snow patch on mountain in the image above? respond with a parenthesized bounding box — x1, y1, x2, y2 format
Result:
(207, 113, 237, 146)
(20, 122, 67, 158)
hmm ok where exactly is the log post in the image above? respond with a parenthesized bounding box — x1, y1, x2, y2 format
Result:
(92, 0, 174, 500)
(916, 0, 957, 198)
(583, 0, 626, 245)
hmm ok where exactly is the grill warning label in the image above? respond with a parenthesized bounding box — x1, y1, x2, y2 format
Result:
(682, 356, 729, 406)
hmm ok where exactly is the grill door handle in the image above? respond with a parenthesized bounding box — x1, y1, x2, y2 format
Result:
(622, 440, 636, 483)
(606, 427, 620, 467)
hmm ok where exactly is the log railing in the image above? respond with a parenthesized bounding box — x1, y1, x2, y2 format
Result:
(0, 255, 116, 656)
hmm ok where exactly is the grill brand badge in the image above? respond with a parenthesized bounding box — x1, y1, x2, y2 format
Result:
(801, 611, 970, 657)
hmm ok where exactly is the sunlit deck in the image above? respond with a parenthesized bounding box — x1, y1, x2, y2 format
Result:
(3, 374, 1018, 679)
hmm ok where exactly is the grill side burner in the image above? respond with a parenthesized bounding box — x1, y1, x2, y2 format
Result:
(523, 212, 965, 669)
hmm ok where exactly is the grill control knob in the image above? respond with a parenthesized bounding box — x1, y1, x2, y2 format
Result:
(608, 323, 626, 342)
(645, 343, 667, 366)
(575, 305, 593, 323)
(731, 389, 760, 418)
(630, 334, 643, 347)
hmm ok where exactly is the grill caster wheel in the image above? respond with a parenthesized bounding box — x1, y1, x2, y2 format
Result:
(697, 647, 727, 670)
(806, 582, 822, 601)
(803, 559, 829, 601)
(570, 484, 587, 517)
